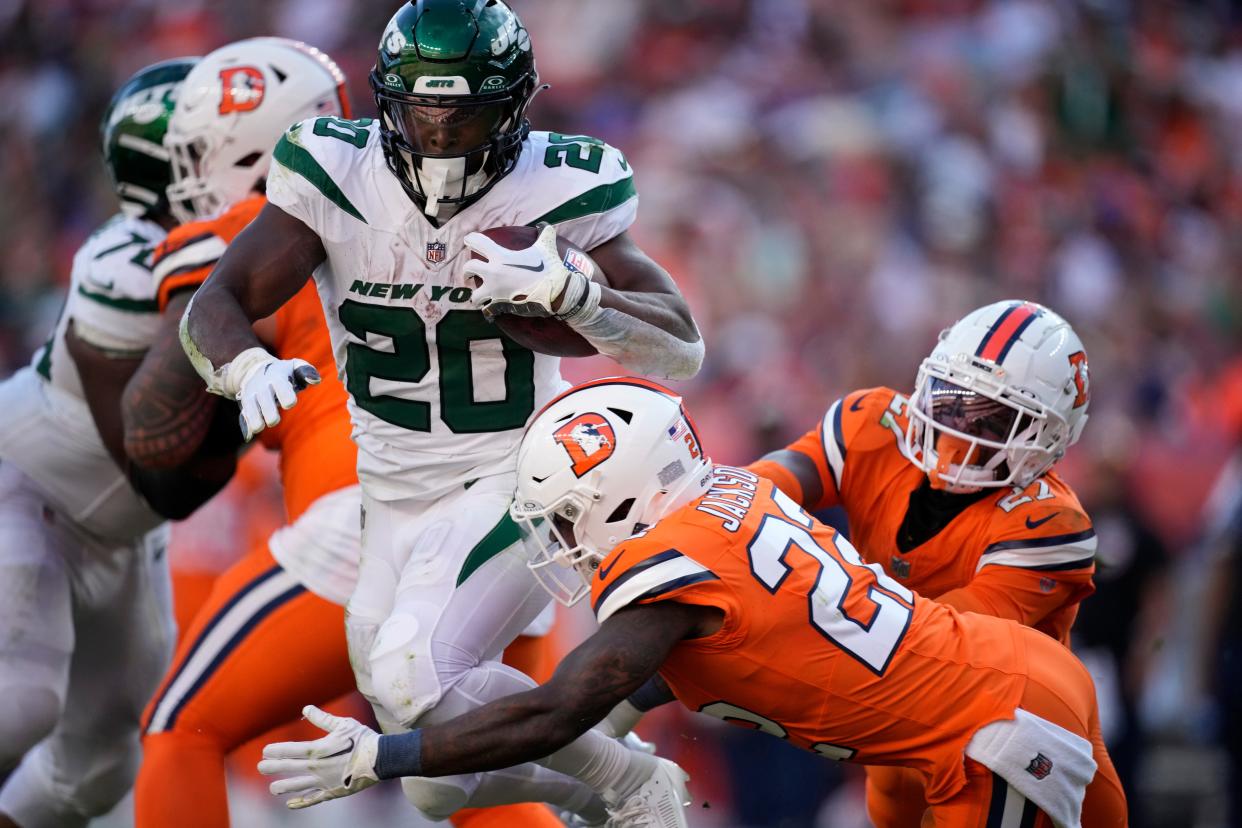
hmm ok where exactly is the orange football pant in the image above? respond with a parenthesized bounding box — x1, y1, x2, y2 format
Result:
(878, 628, 1127, 827)
(135, 543, 561, 827)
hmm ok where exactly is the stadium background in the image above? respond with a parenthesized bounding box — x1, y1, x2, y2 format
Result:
(0, 0, 1239, 825)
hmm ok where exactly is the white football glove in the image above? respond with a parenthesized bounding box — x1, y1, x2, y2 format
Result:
(258, 705, 380, 810)
(463, 223, 583, 319)
(230, 347, 320, 441)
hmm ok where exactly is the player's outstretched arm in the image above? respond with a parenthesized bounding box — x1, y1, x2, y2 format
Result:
(258, 601, 713, 809)
(180, 204, 327, 438)
(465, 226, 704, 380)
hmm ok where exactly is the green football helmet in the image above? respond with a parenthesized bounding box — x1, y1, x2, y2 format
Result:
(370, 0, 541, 218)
(101, 57, 199, 221)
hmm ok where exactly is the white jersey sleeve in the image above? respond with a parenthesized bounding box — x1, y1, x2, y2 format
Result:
(62, 215, 166, 355)
(518, 132, 637, 252)
(266, 116, 377, 244)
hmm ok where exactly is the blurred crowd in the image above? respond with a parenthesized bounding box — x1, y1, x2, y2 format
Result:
(3, 0, 1242, 825)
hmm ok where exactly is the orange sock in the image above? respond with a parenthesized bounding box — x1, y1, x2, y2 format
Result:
(450, 804, 564, 828)
(134, 731, 230, 828)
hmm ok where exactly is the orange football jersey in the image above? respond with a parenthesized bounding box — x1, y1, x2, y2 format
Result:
(590, 466, 1035, 804)
(748, 387, 1095, 643)
(152, 196, 356, 521)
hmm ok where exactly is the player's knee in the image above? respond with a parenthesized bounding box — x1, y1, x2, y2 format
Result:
(401, 775, 471, 821)
(369, 612, 439, 726)
(0, 686, 61, 769)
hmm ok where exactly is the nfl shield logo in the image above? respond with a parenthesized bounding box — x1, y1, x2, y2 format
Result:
(426, 241, 447, 264)
(1026, 753, 1053, 780)
(889, 555, 911, 579)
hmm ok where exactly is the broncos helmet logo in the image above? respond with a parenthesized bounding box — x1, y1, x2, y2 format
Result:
(554, 414, 617, 477)
(218, 66, 266, 115)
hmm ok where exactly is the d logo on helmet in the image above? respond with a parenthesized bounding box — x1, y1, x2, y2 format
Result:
(218, 67, 266, 115)
(554, 414, 616, 478)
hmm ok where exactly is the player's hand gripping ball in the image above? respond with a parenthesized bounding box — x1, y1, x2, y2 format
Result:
(463, 223, 607, 357)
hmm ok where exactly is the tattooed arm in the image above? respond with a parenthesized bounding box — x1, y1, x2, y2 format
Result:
(122, 291, 225, 470)
(118, 290, 245, 518)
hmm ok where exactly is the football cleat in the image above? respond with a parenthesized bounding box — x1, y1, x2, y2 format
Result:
(604, 757, 690, 828)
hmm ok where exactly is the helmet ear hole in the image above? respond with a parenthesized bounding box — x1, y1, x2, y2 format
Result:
(605, 498, 635, 524)
(607, 407, 633, 424)
(234, 152, 262, 168)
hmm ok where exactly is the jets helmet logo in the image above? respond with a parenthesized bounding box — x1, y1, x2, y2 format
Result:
(554, 414, 616, 478)
(218, 67, 266, 115)
(1068, 351, 1089, 409)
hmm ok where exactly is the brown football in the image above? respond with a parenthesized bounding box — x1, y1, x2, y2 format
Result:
(470, 225, 607, 357)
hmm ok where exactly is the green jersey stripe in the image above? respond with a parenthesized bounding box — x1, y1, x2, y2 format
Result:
(77, 285, 159, 313)
(457, 511, 522, 586)
(273, 136, 367, 223)
(528, 176, 637, 227)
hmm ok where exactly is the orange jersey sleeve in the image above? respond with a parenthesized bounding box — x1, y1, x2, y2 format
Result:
(959, 472, 1096, 642)
(152, 196, 267, 311)
(746, 388, 886, 512)
(936, 565, 1093, 645)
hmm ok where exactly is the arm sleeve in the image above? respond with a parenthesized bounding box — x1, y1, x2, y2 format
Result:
(67, 244, 163, 354)
(937, 564, 1096, 628)
(266, 119, 368, 242)
(592, 541, 731, 626)
(152, 234, 227, 311)
(542, 144, 638, 252)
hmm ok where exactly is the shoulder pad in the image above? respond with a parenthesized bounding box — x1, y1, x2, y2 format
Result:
(269, 116, 380, 225)
(517, 132, 636, 233)
(591, 538, 717, 625)
(817, 387, 907, 487)
(73, 215, 165, 311)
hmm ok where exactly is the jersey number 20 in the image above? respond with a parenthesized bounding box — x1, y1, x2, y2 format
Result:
(339, 301, 533, 433)
(747, 490, 914, 675)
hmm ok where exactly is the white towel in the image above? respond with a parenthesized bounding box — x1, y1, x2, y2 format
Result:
(965, 708, 1097, 828)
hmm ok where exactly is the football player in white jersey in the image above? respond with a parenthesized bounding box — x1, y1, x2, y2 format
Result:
(179, 2, 702, 825)
(0, 59, 239, 828)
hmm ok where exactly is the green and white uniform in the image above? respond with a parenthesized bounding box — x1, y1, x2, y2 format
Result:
(266, 117, 639, 819)
(0, 214, 173, 828)
(3, 213, 166, 537)
(267, 118, 636, 502)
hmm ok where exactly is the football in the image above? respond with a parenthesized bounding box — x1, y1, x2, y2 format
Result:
(470, 225, 608, 357)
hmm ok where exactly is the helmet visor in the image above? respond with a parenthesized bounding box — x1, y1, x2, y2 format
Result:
(387, 99, 508, 159)
(927, 378, 1019, 464)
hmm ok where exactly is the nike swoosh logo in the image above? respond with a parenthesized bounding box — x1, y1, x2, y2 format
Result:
(1025, 514, 1057, 530)
(510, 261, 545, 272)
(849, 393, 869, 412)
(324, 738, 354, 759)
(597, 552, 624, 581)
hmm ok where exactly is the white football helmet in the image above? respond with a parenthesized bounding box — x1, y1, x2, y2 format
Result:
(512, 378, 714, 606)
(165, 37, 349, 223)
(904, 300, 1090, 493)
